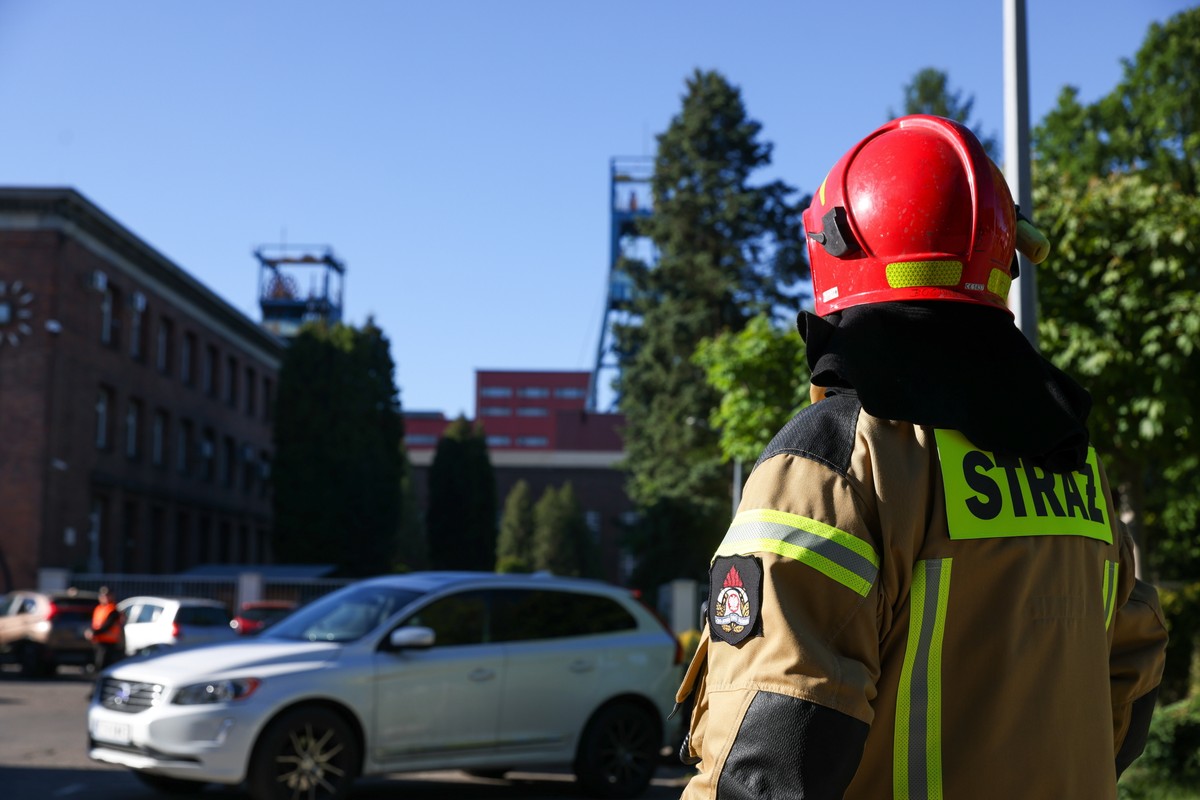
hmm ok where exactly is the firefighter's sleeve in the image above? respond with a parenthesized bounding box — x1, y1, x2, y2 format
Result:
(678, 453, 880, 800)
(1110, 529, 1168, 777)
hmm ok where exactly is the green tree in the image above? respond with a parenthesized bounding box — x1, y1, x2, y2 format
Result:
(891, 67, 999, 159)
(615, 69, 808, 592)
(426, 416, 497, 571)
(693, 314, 810, 465)
(272, 319, 405, 576)
(496, 480, 535, 573)
(1033, 8, 1200, 577)
(395, 448, 428, 571)
(531, 483, 595, 578)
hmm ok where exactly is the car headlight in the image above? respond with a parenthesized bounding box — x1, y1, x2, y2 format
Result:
(172, 678, 261, 705)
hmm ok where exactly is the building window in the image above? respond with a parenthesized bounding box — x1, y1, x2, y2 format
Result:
(486, 435, 511, 447)
(516, 436, 549, 447)
(480, 386, 512, 398)
(203, 345, 218, 396)
(517, 387, 549, 399)
(405, 434, 439, 446)
(156, 318, 173, 373)
(242, 444, 257, 492)
(554, 386, 588, 399)
(177, 419, 193, 475)
(200, 428, 216, 481)
(151, 409, 168, 467)
(263, 377, 274, 422)
(480, 406, 511, 417)
(181, 332, 196, 386)
(100, 286, 121, 346)
(95, 386, 113, 449)
(245, 366, 257, 416)
(125, 399, 142, 460)
(225, 356, 239, 407)
(220, 436, 236, 488)
(516, 406, 548, 417)
(129, 292, 147, 360)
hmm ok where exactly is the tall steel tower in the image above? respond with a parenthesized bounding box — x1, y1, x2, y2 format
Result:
(589, 156, 656, 412)
(255, 245, 345, 338)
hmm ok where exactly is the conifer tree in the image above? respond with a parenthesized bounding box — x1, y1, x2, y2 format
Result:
(426, 417, 497, 571)
(614, 69, 807, 591)
(496, 480, 535, 573)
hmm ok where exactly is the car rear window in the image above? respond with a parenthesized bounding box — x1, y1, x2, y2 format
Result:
(176, 606, 232, 626)
(55, 607, 96, 624)
(491, 589, 637, 642)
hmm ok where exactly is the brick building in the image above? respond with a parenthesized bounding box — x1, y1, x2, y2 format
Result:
(0, 188, 283, 592)
(405, 370, 636, 583)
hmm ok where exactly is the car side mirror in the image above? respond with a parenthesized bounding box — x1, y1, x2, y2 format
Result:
(389, 626, 435, 650)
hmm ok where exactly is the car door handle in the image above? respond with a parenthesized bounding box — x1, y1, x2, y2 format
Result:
(469, 668, 496, 682)
(569, 659, 595, 674)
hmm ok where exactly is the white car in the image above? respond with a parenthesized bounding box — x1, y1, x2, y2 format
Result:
(118, 596, 239, 656)
(88, 572, 683, 800)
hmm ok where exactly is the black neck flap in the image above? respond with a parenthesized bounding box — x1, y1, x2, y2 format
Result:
(799, 302, 1092, 473)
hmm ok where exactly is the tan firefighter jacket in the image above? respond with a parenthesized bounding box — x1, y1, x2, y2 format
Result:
(678, 393, 1168, 800)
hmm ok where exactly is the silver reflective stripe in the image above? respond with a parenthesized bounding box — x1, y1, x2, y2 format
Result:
(716, 509, 879, 596)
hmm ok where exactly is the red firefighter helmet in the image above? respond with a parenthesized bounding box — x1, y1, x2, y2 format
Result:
(803, 114, 1019, 317)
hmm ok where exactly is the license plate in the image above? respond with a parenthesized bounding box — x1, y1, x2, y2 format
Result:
(93, 720, 131, 745)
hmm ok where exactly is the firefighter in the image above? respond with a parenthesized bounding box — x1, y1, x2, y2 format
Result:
(88, 586, 123, 672)
(676, 114, 1168, 799)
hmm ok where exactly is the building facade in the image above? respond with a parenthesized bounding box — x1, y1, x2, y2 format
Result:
(405, 370, 636, 583)
(0, 188, 283, 591)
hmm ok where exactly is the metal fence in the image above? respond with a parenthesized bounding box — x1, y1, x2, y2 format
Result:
(39, 569, 352, 612)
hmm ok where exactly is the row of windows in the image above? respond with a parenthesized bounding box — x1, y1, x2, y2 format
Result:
(479, 406, 549, 418)
(95, 385, 271, 495)
(485, 435, 549, 448)
(99, 282, 274, 421)
(402, 433, 550, 449)
(478, 386, 587, 400)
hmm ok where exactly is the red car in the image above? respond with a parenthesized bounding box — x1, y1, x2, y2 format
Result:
(230, 600, 297, 636)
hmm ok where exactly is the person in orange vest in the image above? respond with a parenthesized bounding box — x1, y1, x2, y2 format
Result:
(88, 586, 123, 672)
(675, 115, 1168, 799)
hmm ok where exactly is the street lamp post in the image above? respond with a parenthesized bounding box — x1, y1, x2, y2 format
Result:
(1004, 0, 1038, 349)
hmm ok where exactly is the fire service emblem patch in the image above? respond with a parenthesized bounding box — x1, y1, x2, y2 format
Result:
(708, 555, 762, 645)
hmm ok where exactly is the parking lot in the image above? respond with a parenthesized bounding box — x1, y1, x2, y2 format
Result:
(0, 666, 692, 799)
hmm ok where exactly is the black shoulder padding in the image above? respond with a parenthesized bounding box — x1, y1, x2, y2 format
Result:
(754, 392, 862, 477)
(717, 690, 868, 800)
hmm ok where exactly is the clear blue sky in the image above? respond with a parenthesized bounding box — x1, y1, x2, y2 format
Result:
(1, 1, 1191, 418)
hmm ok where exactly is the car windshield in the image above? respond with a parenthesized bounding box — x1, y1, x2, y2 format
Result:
(264, 585, 425, 643)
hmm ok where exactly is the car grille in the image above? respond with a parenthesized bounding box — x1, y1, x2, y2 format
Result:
(99, 678, 164, 713)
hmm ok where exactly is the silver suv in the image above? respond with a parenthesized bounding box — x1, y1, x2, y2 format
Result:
(89, 572, 682, 799)
(0, 589, 99, 676)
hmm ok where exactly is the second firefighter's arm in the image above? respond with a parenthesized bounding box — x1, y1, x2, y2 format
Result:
(680, 452, 882, 800)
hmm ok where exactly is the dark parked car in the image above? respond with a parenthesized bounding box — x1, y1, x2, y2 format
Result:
(0, 589, 99, 676)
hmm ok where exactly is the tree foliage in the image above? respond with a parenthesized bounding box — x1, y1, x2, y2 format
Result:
(426, 417, 497, 571)
(496, 480, 535, 573)
(693, 313, 810, 465)
(1033, 8, 1200, 577)
(891, 67, 999, 159)
(531, 483, 597, 578)
(615, 69, 808, 591)
(272, 319, 405, 576)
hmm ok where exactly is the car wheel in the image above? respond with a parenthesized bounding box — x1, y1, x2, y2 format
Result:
(17, 642, 45, 678)
(574, 701, 660, 799)
(133, 772, 207, 795)
(248, 706, 360, 800)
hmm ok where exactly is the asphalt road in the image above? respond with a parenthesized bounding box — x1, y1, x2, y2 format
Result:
(0, 665, 692, 800)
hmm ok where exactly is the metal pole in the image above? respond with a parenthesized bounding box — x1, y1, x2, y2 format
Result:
(1004, 0, 1037, 349)
(732, 457, 743, 518)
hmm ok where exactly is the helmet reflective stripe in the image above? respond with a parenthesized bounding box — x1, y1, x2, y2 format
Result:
(886, 260, 964, 289)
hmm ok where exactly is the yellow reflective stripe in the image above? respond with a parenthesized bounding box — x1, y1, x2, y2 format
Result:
(895, 559, 951, 800)
(715, 508, 879, 597)
(1103, 560, 1119, 630)
(987, 268, 1012, 300)
(886, 260, 963, 289)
